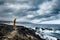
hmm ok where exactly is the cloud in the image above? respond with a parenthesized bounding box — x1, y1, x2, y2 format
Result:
(0, 0, 32, 19)
(41, 20, 60, 24)
(37, 0, 58, 15)
(0, 0, 60, 24)
(26, 15, 34, 18)
(0, 0, 5, 5)
(29, 0, 60, 23)
(31, 19, 41, 23)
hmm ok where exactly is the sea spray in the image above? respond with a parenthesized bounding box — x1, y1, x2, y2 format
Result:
(32, 27, 58, 40)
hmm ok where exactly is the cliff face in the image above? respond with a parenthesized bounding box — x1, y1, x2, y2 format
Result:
(0, 24, 45, 40)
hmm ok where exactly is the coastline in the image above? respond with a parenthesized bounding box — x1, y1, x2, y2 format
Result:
(0, 24, 45, 40)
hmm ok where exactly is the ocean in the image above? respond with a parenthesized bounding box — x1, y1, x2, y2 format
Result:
(27, 24, 60, 40)
(3, 23, 60, 40)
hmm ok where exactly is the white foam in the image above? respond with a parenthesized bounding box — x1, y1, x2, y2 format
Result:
(42, 30, 54, 33)
(55, 30, 60, 34)
(34, 27, 58, 40)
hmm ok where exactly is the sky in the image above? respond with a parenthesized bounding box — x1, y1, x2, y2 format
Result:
(0, 0, 60, 24)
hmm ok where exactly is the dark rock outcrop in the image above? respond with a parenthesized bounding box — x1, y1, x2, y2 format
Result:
(0, 24, 45, 40)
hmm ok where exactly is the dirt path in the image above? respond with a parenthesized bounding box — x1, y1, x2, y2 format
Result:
(3, 30, 18, 40)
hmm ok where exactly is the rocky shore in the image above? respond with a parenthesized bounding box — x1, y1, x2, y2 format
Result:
(0, 24, 45, 40)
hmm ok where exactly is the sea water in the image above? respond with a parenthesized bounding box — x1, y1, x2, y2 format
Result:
(30, 24, 60, 40)
(3, 23, 60, 40)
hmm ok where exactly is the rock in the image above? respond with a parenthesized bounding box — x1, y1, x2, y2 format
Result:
(0, 24, 45, 40)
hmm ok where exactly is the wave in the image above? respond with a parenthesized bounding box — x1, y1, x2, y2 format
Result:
(32, 27, 60, 40)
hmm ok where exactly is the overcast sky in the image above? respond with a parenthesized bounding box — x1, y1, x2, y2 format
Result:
(0, 0, 60, 24)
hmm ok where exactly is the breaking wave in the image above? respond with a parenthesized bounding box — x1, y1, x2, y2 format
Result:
(32, 27, 60, 40)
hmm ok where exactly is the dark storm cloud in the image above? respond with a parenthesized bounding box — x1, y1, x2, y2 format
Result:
(0, 0, 5, 5)
(30, 8, 60, 20)
(0, 0, 60, 24)
(13, 10, 27, 17)
(27, 6, 39, 11)
(31, 0, 44, 6)
(0, 0, 49, 18)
